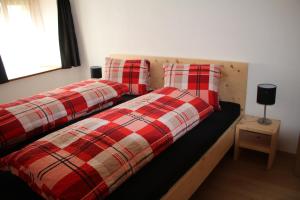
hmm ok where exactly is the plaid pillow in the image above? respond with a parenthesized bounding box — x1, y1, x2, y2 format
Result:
(163, 64, 222, 110)
(104, 57, 150, 95)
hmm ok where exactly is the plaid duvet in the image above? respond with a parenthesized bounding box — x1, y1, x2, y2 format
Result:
(163, 64, 222, 110)
(104, 57, 151, 95)
(0, 79, 128, 151)
(0, 87, 213, 200)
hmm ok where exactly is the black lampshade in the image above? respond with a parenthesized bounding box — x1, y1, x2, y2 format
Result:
(90, 66, 102, 79)
(257, 83, 277, 105)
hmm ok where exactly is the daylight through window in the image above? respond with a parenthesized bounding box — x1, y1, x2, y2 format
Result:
(0, 0, 61, 79)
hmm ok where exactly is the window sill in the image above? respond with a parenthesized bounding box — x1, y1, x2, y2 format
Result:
(8, 66, 62, 82)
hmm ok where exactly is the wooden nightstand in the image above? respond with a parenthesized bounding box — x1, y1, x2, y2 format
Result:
(234, 115, 281, 169)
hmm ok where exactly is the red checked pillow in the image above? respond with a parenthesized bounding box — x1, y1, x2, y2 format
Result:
(163, 64, 222, 110)
(104, 57, 150, 95)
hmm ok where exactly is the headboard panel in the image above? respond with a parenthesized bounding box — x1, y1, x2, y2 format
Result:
(110, 54, 248, 113)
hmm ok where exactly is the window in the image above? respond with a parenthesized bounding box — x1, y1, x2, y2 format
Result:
(0, 0, 61, 80)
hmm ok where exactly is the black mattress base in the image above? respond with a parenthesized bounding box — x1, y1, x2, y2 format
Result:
(162, 117, 238, 199)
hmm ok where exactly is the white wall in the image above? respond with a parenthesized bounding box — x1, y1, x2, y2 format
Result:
(71, 0, 300, 153)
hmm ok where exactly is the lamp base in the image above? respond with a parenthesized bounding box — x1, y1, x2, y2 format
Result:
(257, 118, 272, 125)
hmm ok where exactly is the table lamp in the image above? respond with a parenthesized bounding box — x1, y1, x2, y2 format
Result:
(90, 66, 102, 79)
(256, 83, 277, 125)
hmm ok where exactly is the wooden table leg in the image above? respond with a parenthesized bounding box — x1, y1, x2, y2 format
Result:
(267, 132, 278, 169)
(234, 127, 240, 160)
(295, 133, 300, 176)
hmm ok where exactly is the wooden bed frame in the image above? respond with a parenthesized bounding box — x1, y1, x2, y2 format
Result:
(110, 54, 248, 200)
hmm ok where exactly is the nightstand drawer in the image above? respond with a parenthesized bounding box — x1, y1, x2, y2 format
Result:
(239, 130, 271, 153)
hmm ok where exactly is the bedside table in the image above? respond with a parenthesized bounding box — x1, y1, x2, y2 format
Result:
(234, 115, 281, 169)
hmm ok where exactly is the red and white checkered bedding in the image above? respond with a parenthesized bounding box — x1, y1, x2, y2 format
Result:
(0, 87, 213, 200)
(164, 64, 222, 110)
(0, 79, 128, 151)
(104, 57, 151, 95)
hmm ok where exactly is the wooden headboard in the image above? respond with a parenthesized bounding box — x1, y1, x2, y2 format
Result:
(110, 54, 248, 113)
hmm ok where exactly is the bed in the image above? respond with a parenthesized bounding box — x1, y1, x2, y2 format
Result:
(0, 55, 248, 200)
(109, 54, 248, 200)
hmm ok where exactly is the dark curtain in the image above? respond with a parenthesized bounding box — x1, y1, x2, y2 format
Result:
(0, 55, 8, 84)
(57, 0, 81, 68)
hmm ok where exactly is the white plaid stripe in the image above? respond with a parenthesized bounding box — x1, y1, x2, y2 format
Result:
(158, 103, 199, 141)
(115, 93, 164, 111)
(104, 58, 125, 83)
(74, 117, 109, 131)
(176, 64, 189, 89)
(88, 133, 152, 193)
(116, 133, 153, 171)
(116, 60, 125, 83)
(41, 118, 109, 140)
(6, 97, 67, 132)
(180, 65, 190, 88)
(44, 118, 109, 148)
(42, 88, 66, 96)
(138, 60, 148, 84)
(88, 147, 124, 186)
(48, 131, 83, 149)
(164, 64, 189, 88)
(113, 112, 154, 132)
(167, 89, 194, 102)
(30, 150, 85, 190)
(209, 64, 218, 92)
(71, 82, 117, 107)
